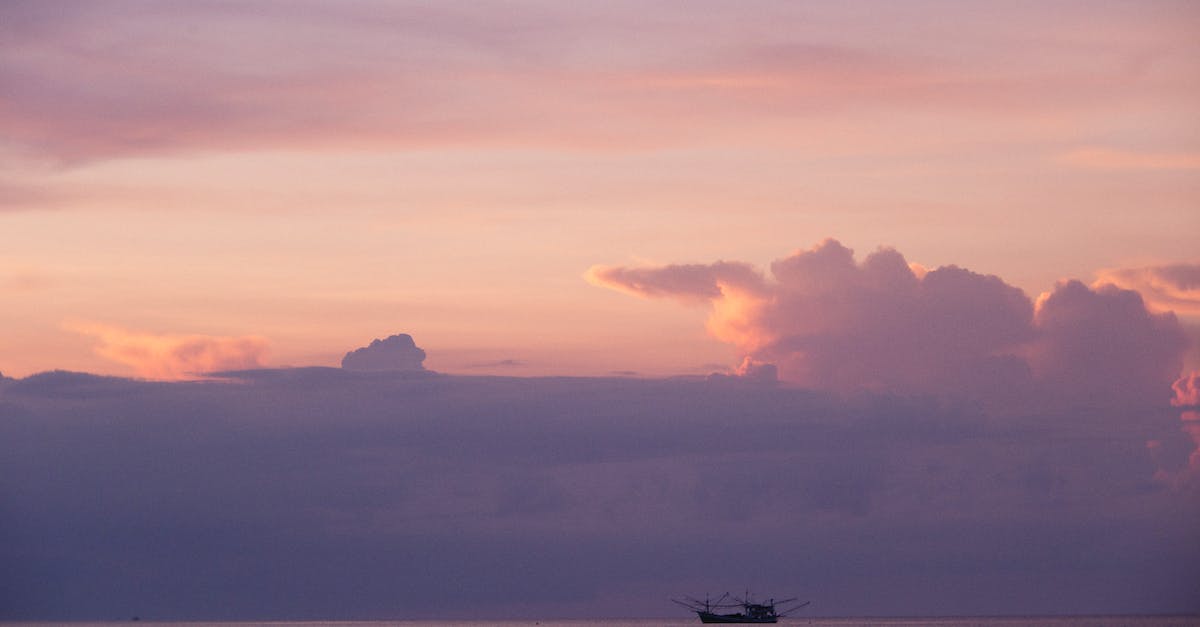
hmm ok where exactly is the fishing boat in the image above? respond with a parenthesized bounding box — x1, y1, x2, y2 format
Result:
(672, 592, 809, 623)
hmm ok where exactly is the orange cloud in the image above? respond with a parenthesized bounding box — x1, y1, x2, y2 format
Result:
(1150, 373, 1200, 490)
(65, 321, 268, 380)
(1094, 263, 1200, 316)
(1174, 372, 1200, 408)
(592, 240, 1036, 397)
(591, 240, 1187, 408)
(585, 261, 765, 302)
(586, 261, 770, 350)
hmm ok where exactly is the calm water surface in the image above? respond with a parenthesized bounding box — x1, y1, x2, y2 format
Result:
(8, 618, 1198, 627)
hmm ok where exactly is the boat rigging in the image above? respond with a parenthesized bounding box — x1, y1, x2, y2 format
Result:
(671, 591, 810, 623)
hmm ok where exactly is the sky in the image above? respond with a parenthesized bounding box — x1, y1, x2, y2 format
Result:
(2, 0, 1200, 620)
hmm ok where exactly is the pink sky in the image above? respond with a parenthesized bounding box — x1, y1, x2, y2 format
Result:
(2, 0, 1198, 380)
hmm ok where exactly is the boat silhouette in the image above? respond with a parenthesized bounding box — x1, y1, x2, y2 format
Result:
(672, 591, 809, 623)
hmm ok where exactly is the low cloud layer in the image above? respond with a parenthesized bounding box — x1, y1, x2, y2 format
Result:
(590, 239, 1188, 408)
(65, 321, 268, 380)
(1, 370, 1196, 620)
(341, 333, 427, 372)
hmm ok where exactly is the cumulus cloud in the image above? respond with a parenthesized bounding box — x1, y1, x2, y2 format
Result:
(65, 321, 268, 380)
(590, 239, 1188, 406)
(341, 333, 427, 372)
(1030, 281, 1186, 407)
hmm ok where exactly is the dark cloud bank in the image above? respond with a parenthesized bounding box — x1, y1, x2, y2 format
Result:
(2, 367, 1198, 620)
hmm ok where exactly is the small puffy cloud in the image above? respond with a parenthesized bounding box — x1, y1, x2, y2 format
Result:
(341, 333, 427, 372)
(590, 239, 1188, 407)
(65, 321, 268, 380)
(1095, 263, 1200, 317)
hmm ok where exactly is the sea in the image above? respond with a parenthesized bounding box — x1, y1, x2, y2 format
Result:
(5, 618, 1197, 627)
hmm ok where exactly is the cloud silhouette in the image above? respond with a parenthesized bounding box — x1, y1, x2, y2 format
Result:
(590, 239, 1187, 407)
(341, 333, 427, 372)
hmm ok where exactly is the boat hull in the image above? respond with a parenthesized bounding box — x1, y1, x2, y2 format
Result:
(697, 611, 777, 624)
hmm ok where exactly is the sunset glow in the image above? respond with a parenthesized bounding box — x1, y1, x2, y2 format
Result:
(3, 1, 1198, 381)
(2, 1, 1199, 621)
